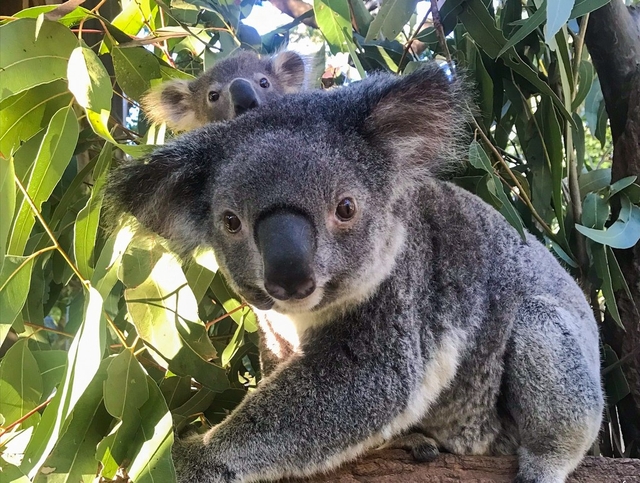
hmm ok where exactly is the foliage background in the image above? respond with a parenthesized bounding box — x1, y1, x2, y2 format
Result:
(0, 0, 638, 481)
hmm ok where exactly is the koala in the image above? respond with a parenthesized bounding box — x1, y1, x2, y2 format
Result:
(106, 65, 604, 483)
(141, 50, 307, 131)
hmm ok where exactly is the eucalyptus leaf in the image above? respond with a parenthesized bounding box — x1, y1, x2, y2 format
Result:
(0, 18, 78, 102)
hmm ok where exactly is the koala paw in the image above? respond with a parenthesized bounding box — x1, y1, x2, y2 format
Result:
(382, 431, 440, 462)
(172, 433, 237, 483)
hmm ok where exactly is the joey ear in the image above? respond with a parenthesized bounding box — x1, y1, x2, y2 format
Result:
(268, 51, 307, 93)
(363, 64, 471, 177)
(104, 138, 214, 257)
(141, 80, 201, 132)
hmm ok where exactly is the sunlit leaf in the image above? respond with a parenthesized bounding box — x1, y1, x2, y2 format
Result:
(0, 256, 35, 344)
(0, 18, 78, 102)
(21, 287, 106, 478)
(112, 46, 162, 102)
(365, 0, 418, 42)
(125, 250, 228, 391)
(0, 339, 43, 427)
(74, 143, 113, 279)
(0, 156, 16, 262)
(8, 105, 79, 257)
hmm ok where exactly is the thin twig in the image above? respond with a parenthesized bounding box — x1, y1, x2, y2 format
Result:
(206, 303, 248, 329)
(431, 0, 453, 69)
(0, 396, 54, 439)
(398, 6, 432, 72)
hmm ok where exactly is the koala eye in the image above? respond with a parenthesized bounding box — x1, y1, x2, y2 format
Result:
(208, 91, 220, 102)
(223, 211, 242, 233)
(259, 78, 270, 89)
(335, 198, 357, 221)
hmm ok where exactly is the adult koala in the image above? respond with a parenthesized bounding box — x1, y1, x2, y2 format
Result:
(106, 64, 603, 483)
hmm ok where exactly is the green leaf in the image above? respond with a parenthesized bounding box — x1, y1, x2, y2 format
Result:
(0, 463, 30, 483)
(185, 262, 216, 304)
(74, 143, 113, 279)
(347, 0, 373, 36)
(592, 244, 622, 327)
(0, 339, 43, 427)
(608, 176, 638, 197)
(97, 351, 151, 479)
(468, 140, 493, 172)
(103, 350, 150, 419)
(8, 106, 79, 257)
(0, 81, 72, 157)
(111, 0, 157, 36)
(0, 255, 35, 344)
(572, 60, 594, 110)
(459, 0, 572, 121)
(603, 345, 630, 405)
(0, 18, 78, 102)
(33, 358, 113, 483)
(487, 176, 527, 240)
(67, 46, 113, 140)
(365, 0, 418, 42)
(32, 350, 67, 402)
(581, 193, 609, 230)
(21, 287, 106, 478)
(172, 387, 215, 430)
(579, 168, 611, 198)
(314, 0, 353, 54)
(210, 272, 258, 333)
(498, 0, 546, 57)
(126, 377, 177, 483)
(545, 0, 575, 44)
(112, 46, 162, 102)
(125, 250, 228, 391)
(160, 374, 193, 410)
(221, 313, 246, 367)
(0, 156, 16, 262)
(576, 196, 640, 249)
(570, 0, 612, 19)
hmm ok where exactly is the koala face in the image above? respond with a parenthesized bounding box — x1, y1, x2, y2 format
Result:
(142, 50, 307, 131)
(108, 65, 467, 315)
(205, 128, 397, 314)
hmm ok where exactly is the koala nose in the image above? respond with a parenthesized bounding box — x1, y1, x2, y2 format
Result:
(255, 211, 317, 301)
(229, 78, 259, 116)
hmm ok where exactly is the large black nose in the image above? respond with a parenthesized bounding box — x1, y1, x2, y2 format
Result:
(255, 211, 316, 301)
(229, 78, 259, 116)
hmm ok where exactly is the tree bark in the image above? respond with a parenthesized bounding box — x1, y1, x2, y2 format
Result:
(283, 450, 640, 482)
(584, 0, 640, 456)
(268, 0, 317, 28)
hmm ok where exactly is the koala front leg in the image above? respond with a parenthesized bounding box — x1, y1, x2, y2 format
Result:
(172, 325, 434, 483)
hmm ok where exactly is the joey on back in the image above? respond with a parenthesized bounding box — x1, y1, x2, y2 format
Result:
(107, 65, 603, 483)
(141, 50, 307, 131)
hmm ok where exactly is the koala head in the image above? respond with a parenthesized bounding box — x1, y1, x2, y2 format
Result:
(141, 50, 307, 131)
(107, 65, 468, 315)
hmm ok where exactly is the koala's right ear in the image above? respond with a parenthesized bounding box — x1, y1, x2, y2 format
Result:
(267, 51, 307, 93)
(141, 80, 201, 132)
(104, 137, 214, 256)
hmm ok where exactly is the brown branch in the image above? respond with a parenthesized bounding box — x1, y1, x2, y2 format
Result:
(283, 451, 640, 482)
(268, 0, 317, 28)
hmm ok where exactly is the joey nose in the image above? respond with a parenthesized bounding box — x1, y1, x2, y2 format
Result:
(229, 78, 259, 116)
(255, 211, 317, 301)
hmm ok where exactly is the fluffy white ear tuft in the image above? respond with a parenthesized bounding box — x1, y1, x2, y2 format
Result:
(268, 51, 307, 93)
(141, 80, 202, 132)
(365, 65, 472, 178)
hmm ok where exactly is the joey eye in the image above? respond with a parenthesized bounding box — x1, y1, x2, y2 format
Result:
(223, 212, 242, 233)
(208, 91, 220, 102)
(335, 198, 357, 221)
(259, 78, 270, 88)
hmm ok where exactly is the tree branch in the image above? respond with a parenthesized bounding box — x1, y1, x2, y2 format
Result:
(268, 0, 317, 29)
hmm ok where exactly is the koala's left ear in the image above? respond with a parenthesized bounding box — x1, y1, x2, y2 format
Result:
(267, 51, 307, 93)
(104, 133, 216, 257)
(362, 64, 471, 177)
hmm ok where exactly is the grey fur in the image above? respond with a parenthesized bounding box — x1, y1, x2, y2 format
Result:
(141, 50, 307, 131)
(106, 64, 603, 483)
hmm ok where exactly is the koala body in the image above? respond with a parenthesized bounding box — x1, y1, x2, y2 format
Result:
(142, 50, 307, 131)
(107, 65, 603, 483)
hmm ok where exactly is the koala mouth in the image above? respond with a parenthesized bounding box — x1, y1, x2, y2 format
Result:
(237, 283, 275, 310)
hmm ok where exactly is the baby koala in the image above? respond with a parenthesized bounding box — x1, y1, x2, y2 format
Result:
(142, 50, 307, 131)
